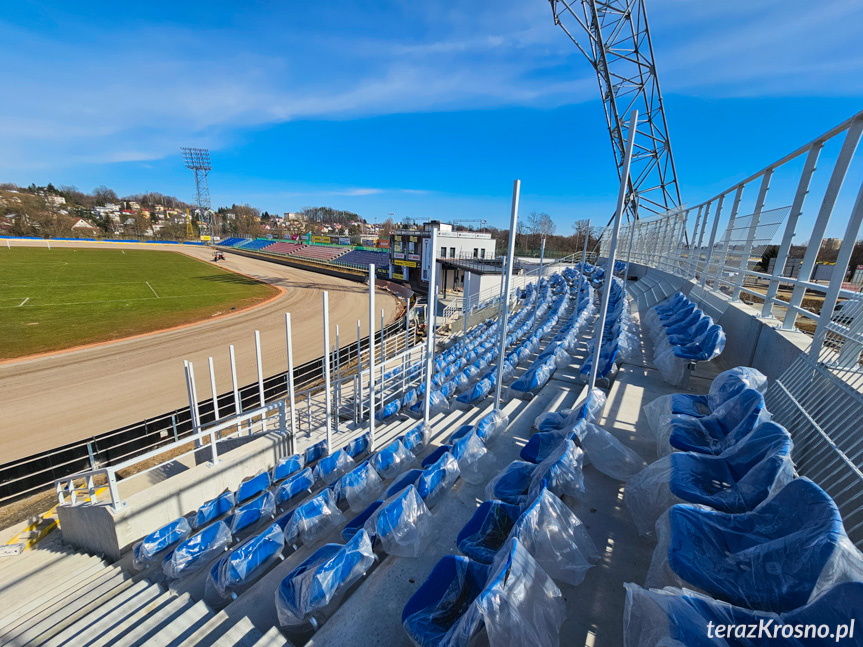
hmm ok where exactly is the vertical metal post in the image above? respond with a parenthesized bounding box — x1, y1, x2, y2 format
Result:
(229, 345, 241, 417)
(809, 175, 863, 359)
(357, 320, 363, 421)
(588, 110, 639, 391)
(306, 392, 311, 436)
(208, 357, 220, 421)
(464, 273, 471, 336)
(732, 170, 772, 301)
(187, 361, 202, 446)
(494, 179, 522, 410)
(687, 206, 703, 276)
(322, 291, 332, 453)
(422, 229, 439, 425)
(700, 193, 726, 288)
(623, 218, 636, 284)
(254, 330, 265, 407)
(539, 238, 546, 279)
(696, 202, 711, 279)
(171, 414, 178, 443)
(380, 308, 385, 389)
(285, 314, 297, 439)
(336, 325, 342, 422)
(183, 360, 198, 433)
(713, 185, 744, 289)
(761, 144, 822, 318)
(580, 219, 591, 295)
(403, 302, 410, 394)
(368, 265, 376, 451)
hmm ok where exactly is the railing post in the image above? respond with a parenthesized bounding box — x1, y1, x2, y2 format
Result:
(171, 414, 179, 443)
(700, 193, 726, 288)
(713, 185, 744, 291)
(322, 291, 332, 453)
(494, 179, 522, 410)
(86, 442, 96, 471)
(356, 319, 363, 422)
(208, 357, 220, 439)
(732, 170, 772, 301)
(368, 264, 376, 451)
(687, 205, 703, 276)
(336, 325, 342, 423)
(589, 110, 638, 392)
(106, 470, 122, 509)
(186, 361, 202, 448)
(464, 272, 471, 336)
(285, 314, 297, 439)
(422, 229, 439, 425)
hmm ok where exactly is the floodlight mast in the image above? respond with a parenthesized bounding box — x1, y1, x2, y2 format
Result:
(181, 147, 213, 244)
(549, 0, 681, 222)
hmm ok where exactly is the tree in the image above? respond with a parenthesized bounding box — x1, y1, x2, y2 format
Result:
(380, 217, 395, 238)
(92, 186, 118, 205)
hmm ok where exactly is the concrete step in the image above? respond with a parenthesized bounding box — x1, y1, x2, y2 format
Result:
(42, 579, 161, 647)
(112, 593, 211, 647)
(80, 587, 177, 647)
(254, 627, 294, 647)
(0, 562, 120, 636)
(139, 599, 213, 647)
(0, 568, 130, 646)
(209, 617, 264, 647)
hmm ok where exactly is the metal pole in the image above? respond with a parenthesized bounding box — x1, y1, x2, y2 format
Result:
(254, 330, 265, 407)
(188, 361, 202, 447)
(588, 110, 639, 391)
(229, 345, 241, 417)
(306, 392, 311, 436)
(539, 237, 546, 279)
(208, 357, 220, 421)
(368, 264, 376, 451)
(336, 325, 342, 422)
(357, 319, 363, 422)
(380, 308, 385, 390)
(285, 314, 297, 439)
(464, 273, 471, 336)
(494, 179, 522, 410)
(183, 361, 200, 447)
(580, 219, 591, 294)
(403, 302, 410, 394)
(323, 291, 332, 454)
(422, 228, 439, 425)
(623, 215, 636, 284)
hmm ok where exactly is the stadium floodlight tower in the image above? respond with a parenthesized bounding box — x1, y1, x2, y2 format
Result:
(181, 147, 213, 242)
(549, 0, 681, 221)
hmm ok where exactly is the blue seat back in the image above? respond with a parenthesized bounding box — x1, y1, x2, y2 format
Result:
(193, 491, 235, 529)
(342, 500, 383, 542)
(273, 454, 304, 482)
(387, 469, 424, 499)
(345, 432, 371, 459)
(456, 500, 521, 564)
(164, 520, 231, 578)
(229, 491, 275, 535)
(236, 471, 271, 504)
(417, 452, 460, 505)
(304, 440, 328, 464)
(134, 517, 192, 567)
(275, 467, 315, 507)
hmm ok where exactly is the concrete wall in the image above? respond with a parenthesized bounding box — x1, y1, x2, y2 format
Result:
(57, 431, 293, 561)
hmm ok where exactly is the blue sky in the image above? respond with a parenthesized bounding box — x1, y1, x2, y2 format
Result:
(2, 0, 863, 238)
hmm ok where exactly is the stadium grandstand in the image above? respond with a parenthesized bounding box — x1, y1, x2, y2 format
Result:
(331, 249, 390, 270)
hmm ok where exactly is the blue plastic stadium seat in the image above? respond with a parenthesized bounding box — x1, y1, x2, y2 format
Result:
(475, 410, 509, 444)
(275, 467, 316, 509)
(401, 422, 431, 455)
(162, 520, 232, 579)
(276, 529, 377, 630)
(386, 469, 424, 499)
(417, 452, 461, 508)
(283, 489, 347, 548)
(228, 491, 275, 536)
(485, 461, 536, 506)
(344, 432, 371, 459)
(666, 389, 768, 455)
(341, 500, 383, 543)
(365, 485, 433, 557)
(273, 454, 305, 482)
(207, 522, 285, 599)
(133, 517, 193, 570)
(421, 445, 452, 469)
(332, 461, 384, 512)
(448, 424, 475, 444)
(654, 478, 855, 613)
(192, 491, 235, 530)
(457, 500, 521, 564)
(305, 440, 328, 464)
(313, 449, 356, 487)
(371, 439, 415, 480)
(236, 471, 271, 504)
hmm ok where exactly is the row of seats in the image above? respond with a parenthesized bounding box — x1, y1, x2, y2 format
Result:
(332, 249, 390, 269)
(218, 237, 250, 247)
(622, 367, 863, 644)
(644, 291, 726, 386)
(264, 241, 307, 255)
(578, 271, 636, 385)
(290, 245, 349, 262)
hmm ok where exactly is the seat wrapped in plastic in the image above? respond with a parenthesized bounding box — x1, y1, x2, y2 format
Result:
(533, 388, 606, 433)
(372, 439, 416, 480)
(403, 422, 431, 454)
(456, 375, 492, 406)
(474, 538, 566, 647)
(402, 554, 490, 647)
(313, 449, 356, 487)
(376, 398, 402, 422)
(660, 389, 770, 456)
(133, 517, 192, 570)
(508, 356, 557, 399)
(626, 421, 794, 537)
(207, 522, 285, 599)
(411, 389, 450, 417)
(422, 445, 452, 469)
(275, 467, 315, 509)
(485, 460, 536, 506)
(457, 500, 522, 564)
(305, 440, 328, 464)
(387, 468, 425, 498)
(571, 420, 646, 481)
(528, 439, 586, 501)
(475, 409, 509, 444)
(163, 520, 232, 579)
(451, 430, 488, 485)
(646, 478, 863, 613)
(448, 424, 475, 444)
(273, 454, 305, 482)
(341, 500, 383, 542)
(344, 432, 371, 459)
(191, 491, 235, 530)
(402, 388, 419, 410)
(440, 380, 458, 399)
(236, 470, 271, 504)
(654, 325, 726, 386)
(229, 491, 276, 536)
(284, 489, 347, 548)
(364, 485, 434, 558)
(417, 451, 461, 508)
(276, 529, 376, 630)
(332, 461, 384, 512)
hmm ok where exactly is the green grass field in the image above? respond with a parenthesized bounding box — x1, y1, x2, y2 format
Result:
(0, 247, 278, 359)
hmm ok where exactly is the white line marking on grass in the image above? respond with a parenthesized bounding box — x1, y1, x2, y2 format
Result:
(18, 297, 29, 307)
(145, 281, 160, 298)
(121, 250, 125, 255)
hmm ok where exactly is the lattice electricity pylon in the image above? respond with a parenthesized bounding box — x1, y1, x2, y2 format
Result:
(550, 0, 681, 221)
(181, 147, 212, 239)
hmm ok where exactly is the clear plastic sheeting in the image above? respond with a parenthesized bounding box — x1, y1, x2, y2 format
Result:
(364, 485, 434, 558)
(475, 409, 509, 444)
(275, 529, 376, 629)
(344, 432, 371, 459)
(372, 439, 417, 480)
(207, 522, 285, 599)
(508, 356, 556, 399)
(163, 520, 232, 580)
(417, 451, 461, 508)
(192, 491, 235, 530)
(476, 538, 566, 647)
(528, 439, 586, 501)
(236, 470, 271, 504)
(403, 422, 432, 455)
(571, 420, 646, 481)
(284, 489, 347, 549)
(273, 454, 305, 482)
(533, 388, 606, 433)
(646, 478, 863, 613)
(305, 440, 328, 465)
(511, 488, 599, 586)
(457, 500, 522, 564)
(229, 491, 276, 536)
(133, 517, 192, 570)
(451, 430, 489, 485)
(333, 462, 385, 513)
(485, 460, 536, 507)
(313, 449, 357, 487)
(275, 467, 316, 508)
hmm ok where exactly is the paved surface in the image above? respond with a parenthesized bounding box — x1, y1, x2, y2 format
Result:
(0, 240, 399, 462)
